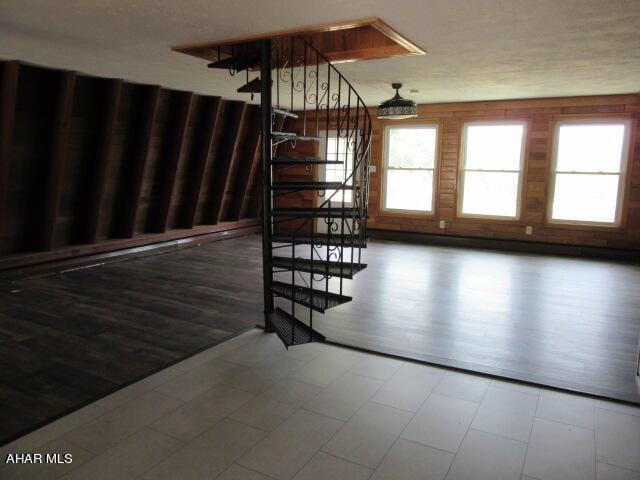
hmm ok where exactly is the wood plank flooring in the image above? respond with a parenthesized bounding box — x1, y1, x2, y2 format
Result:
(1, 233, 639, 445)
(307, 239, 640, 404)
(0, 236, 263, 445)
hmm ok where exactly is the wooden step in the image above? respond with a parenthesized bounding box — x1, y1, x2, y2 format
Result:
(272, 257, 367, 279)
(268, 307, 325, 347)
(271, 281, 351, 313)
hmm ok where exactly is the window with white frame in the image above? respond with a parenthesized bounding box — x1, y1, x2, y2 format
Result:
(321, 131, 354, 204)
(383, 125, 438, 212)
(459, 122, 526, 218)
(549, 120, 630, 225)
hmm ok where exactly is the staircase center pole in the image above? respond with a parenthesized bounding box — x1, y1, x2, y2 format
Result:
(260, 38, 274, 331)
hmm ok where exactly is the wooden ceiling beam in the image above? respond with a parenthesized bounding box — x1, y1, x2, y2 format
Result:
(0, 61, 20, 252)
(227, 106, 261, 221)
(155, 91, 193, 233)
(41, 71, 76, 251)
(182, 96, 221, 228)
(218, 104, 255, 222)
(86, 79, 122, 244)
(209, 103, 248, 224)
(122, 85, 161, 238)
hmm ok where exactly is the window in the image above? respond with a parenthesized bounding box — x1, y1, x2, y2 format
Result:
(549, 120, 630, 225)
(383, 125, 438, 212)
(459, 122, 525, 218)
(322, 132, 353, 204)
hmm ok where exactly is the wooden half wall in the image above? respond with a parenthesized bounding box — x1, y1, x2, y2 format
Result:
(0, 60, 264, 273)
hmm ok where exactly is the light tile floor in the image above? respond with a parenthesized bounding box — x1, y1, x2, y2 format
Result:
(1, 328, 639, 480)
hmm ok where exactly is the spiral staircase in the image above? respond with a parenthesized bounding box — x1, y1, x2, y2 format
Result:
(209, 36, 372, 347)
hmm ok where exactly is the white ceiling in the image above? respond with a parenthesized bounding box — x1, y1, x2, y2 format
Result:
(1, 0, 639, 106)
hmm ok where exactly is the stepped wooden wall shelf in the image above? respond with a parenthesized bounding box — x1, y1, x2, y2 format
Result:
(172, 18, 426, 65)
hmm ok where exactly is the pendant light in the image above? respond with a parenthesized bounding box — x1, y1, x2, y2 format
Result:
(377, 83, 418, 120)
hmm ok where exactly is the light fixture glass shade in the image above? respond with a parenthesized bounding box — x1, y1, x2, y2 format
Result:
(377, 83, 418, 120)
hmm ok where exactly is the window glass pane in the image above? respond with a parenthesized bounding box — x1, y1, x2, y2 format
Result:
(325, 133, 353, 203)
(461, 171, 519, 217)
(385, 170, 433, 211)
(556, 124, 625, 173)
(465, 124, 524, 170)
(387, 127, 436, 169)
(551, 174, 619, 223)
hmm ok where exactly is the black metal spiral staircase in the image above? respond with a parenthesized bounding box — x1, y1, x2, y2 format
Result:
(209, 36, 372, 347)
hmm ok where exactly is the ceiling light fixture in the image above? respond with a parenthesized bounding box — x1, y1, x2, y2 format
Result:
(377, 83, 418, 120)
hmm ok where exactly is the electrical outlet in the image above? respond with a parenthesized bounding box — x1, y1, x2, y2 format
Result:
(439, 220, 446, 229)
(369, 165, 376, 173)
(525, 226, 533, 235)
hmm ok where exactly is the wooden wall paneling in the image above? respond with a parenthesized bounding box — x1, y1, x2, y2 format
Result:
(0, 61, 20, 253)
(121, 85, 161, 238)
(218, 104, 256, 221)
(148, 90, 193, 232)
(181, 95, 222, 228)
(85, 79, 122, 244)
(206, 101, 247, 224)
(41, 71, 76, 251)
(240, 115, 285, 218)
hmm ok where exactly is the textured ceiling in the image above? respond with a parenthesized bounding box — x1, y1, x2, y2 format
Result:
(1, 0, 639, 106)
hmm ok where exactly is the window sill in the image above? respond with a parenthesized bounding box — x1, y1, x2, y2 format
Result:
(545, 220, 624, 231)
(456, 213, 523, 224)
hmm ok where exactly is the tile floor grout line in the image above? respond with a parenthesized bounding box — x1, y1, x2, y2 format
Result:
(442, 375, 492, 479)
(520, 382, 542, 479)
(307, 360, 410, 473)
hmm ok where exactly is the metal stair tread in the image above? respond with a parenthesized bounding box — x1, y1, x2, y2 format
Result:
(272, 132, 321, 141)
(273, 207, 364, 217)
(268, 307, 325, 347)
(271, 181, 353, 190)
(271, 156, 342, 165)
(272, 257, 367, 279)
(272, 108, 299, 119)
(208, 51, 261, 71)
(272, 233, 366, 248)
(237, 77, 262, 93)
(271, 281, 352, 313)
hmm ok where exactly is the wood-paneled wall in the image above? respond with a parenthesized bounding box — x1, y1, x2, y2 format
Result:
(367, 95, 640, 250)
(284, 94, 640, 250)
(0, 61, 264, 272)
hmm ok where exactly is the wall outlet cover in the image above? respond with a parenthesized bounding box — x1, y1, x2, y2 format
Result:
(525, 226, 533, 235)
(439, 220, 446, 229)
(369, 165, 377, 173)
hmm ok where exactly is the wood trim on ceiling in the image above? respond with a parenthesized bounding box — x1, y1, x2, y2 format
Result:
(172, 17, 426, 64)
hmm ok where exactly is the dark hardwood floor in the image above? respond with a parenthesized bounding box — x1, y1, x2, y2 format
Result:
(1, 233, 639, 444)
(0, 237, 263, 445)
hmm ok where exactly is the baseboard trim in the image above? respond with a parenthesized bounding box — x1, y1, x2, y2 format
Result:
(368, 228, 640, 262)
(0, 222, 261, 285)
